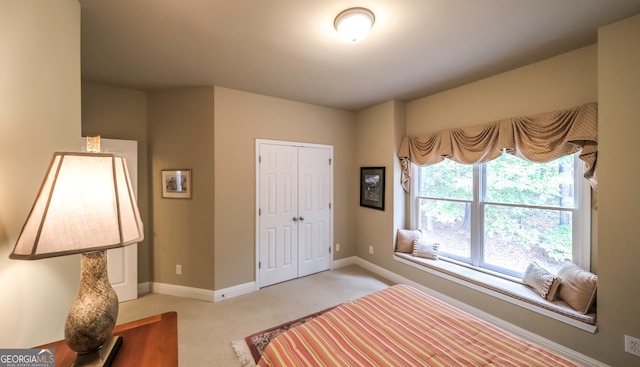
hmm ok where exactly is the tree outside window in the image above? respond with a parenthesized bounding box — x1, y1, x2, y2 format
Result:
(416, 152, 583, 277)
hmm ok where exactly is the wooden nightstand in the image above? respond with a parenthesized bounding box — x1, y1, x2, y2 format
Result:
(38, 311, 178, 367)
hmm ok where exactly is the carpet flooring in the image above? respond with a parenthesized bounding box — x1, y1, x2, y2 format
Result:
(116, 265, 393, 366)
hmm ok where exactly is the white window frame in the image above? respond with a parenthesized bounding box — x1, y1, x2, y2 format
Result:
(409, 153, 591, 274)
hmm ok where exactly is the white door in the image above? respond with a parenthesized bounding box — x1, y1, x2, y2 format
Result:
(258, 144, 299, 287)
(257, 141, 332, 288)
(81, 138, 139, 301)
(298, 147, 331, 277)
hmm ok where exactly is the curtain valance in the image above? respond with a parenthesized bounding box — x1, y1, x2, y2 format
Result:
(398, 103, 598, 192)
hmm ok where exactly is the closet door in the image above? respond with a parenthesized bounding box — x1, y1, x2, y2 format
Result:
(258, 144, 299, 287)
(298, 147, 331, 277)
(257, 141, 332, 288)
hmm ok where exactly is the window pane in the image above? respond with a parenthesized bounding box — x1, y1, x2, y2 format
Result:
(485, 153, 575, 208)
(418, 198, 471, 259)
(419, 159, 473, 200)
(483, 205, 573, 275)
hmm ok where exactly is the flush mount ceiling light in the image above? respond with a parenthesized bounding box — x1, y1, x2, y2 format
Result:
(334, 7, 375, 43)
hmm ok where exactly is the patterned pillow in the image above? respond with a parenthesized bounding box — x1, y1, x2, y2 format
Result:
(412, 240, 439, 260)
(523, 262, 560, 301)
(395, 229, 422, 253)
(557, 261, 597, 314)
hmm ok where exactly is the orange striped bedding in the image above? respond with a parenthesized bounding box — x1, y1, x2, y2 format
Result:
(257, 284, 581, 366)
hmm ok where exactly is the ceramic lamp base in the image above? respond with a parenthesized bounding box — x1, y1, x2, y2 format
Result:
(65, 251, 121, 366)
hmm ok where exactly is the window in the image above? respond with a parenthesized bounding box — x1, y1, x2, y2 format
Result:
(413, 152, 590, 278)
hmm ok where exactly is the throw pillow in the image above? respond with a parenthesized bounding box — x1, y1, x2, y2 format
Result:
(522, 262, 560, 301)
(396, 229, 422, 253)
(557, 261, 597, 314)
(546, 276, 561, 302)
(412, 239, 439, 260)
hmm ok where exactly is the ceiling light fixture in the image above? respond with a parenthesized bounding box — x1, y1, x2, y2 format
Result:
(334, 7, 375, 43)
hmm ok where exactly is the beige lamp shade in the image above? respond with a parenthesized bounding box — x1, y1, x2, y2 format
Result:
(10, 152, 144, 259)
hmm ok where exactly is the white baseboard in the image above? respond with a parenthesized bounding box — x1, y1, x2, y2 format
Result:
(213, 281, 256, 302)
(145, 256, 356, 303)
(353, 257, 608, 367)
(331, 256, 357, 269)
(151, 282, 215, 302)
(209, 257, 358, 302)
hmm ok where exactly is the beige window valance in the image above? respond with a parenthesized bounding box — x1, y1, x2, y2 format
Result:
(398, 103, 598, 193)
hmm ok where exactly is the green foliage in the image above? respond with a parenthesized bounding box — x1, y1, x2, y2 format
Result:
(540, 224, 572, 261)
(419, 153, 576, 270)
(485, 153, 574, 207)
(420, 159, 472, 200)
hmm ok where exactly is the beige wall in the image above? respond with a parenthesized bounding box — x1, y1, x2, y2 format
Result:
(81, 81, 151, 283)
(213, 86, 356, 289)
(0, 0, 81, 347)
(355, 101, 406, 261)
(597, 13, 640, 366)
(406, 45, 598, 134)
(393, 102, 408, 234)
(355, 44, 612, 362)
(147, 87, 216, 289)
(81, 84, 356, 292)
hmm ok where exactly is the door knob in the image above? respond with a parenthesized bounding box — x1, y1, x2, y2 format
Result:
(299, 216, 304, 221)
(293, 217, 298, 221)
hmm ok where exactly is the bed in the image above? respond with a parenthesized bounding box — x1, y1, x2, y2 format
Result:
(257, 284, 580, 366)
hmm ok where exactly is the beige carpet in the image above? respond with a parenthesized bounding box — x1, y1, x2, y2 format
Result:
(117, 265, 393, 366)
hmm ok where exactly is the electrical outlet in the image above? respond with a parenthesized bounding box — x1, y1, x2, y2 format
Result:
(176, 264, 182, 275)
(369, 245, 374, 255)
(625, 335, 640, 357)
(335, 243, 340, 252)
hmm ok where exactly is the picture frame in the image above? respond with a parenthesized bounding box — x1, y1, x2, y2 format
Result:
(161, 169, 192, 199)
(360, 167, 385, 211)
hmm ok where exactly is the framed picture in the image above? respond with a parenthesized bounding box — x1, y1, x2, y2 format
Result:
(360, 167, 385, 210)
(162, 169, 192, 199)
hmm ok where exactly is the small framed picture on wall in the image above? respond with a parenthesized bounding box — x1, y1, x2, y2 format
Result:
(360, 166, 385, 210)
(162, 169, 192, 199)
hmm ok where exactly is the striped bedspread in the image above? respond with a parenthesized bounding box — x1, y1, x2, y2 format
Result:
(257, 284, 580, 366)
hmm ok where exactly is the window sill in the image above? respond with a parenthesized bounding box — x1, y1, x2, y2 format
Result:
(393, 252, 597, 333)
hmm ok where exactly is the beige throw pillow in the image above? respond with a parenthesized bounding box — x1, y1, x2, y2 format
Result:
(546, 276, 561, 302)
(412, 240, 439, 260)
(557, 261, 597, 314)
(522, 262, 560, 301)
(396, 229, 422, 253)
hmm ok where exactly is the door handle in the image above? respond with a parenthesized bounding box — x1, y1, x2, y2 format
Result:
(293, 217, 298, 221)
(299, 216, 304, 221)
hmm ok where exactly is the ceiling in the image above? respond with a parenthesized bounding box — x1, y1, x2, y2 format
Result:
(79, 1, 640, 111)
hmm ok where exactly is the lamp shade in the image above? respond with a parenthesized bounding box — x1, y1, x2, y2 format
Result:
(10, 152, 143, 259)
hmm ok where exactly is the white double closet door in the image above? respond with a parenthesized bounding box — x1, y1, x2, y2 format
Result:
(257, 140, 333, 288)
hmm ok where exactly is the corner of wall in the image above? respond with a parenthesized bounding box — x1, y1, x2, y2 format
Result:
(392, 100, 408, 232)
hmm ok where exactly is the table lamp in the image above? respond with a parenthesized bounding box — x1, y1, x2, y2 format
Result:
(9, 150, 144, 366)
